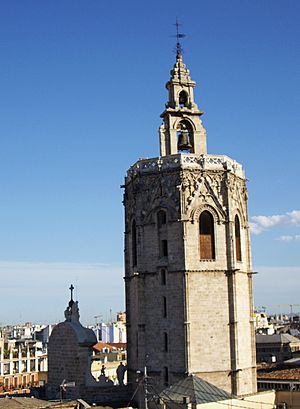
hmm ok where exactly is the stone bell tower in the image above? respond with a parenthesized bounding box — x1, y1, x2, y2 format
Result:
(124, 49, 257, 398)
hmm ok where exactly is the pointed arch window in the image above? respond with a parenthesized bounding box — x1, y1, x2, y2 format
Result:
(132, 220, 137, 267)
(157, 210, 167, 228)
(177, 120, 194, 153)
(199, 211, 215, 260)
(235, 215, 242, 262)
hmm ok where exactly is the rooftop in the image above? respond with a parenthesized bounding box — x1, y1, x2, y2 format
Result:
(257, 363, 300, 381)
(159, 374, 233, 404)
(256, 334, 300, 344)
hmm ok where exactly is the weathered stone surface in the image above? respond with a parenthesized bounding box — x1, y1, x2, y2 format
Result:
(124, 52, 257, 400)
(47, 299, 131, 405)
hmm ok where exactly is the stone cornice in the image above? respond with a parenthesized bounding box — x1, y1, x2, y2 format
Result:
(127, 154, 245, 180)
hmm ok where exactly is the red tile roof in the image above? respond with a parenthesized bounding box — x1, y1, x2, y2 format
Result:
(108, 342, 127, 350)
(93, 342, 114, 352)
(92, 342, 127, 352)
(257, 363, 300, 381)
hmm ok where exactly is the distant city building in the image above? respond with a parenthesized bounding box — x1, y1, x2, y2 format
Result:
(0, 329, 48, 394)
(92, 313, 126, 344)
(258, 361, 300, 409)
(254, 312, 275, 335)
(35, 325, 55, 346)
(256, 334, 300, 363)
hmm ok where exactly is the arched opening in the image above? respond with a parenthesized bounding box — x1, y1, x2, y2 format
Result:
(157, 210, 167, 228)
(199, 211, 215, 260)
(132, 220, 137, 267)
(179, 90, 188, 108)
(177, 120, 194, 153)
(235, 215, 242, 262)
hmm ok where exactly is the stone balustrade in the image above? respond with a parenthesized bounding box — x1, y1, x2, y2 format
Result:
(127, 153, 245, 179)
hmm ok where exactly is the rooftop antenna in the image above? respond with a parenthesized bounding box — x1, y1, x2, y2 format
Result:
(174, 18, 186, 57)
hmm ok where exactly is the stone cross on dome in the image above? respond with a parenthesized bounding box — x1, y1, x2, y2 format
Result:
(69, 284, 74, 301)
(64, 284, 80, 323)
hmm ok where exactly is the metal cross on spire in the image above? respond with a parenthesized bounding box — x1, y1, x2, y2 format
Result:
(174, 18, 186, 57)
(69, 284, 74, 301)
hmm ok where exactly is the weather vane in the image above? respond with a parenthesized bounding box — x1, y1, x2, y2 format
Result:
(174, 18, 186, 56)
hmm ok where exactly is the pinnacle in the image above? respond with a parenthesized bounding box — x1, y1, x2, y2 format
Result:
(170, 53, 192, 84)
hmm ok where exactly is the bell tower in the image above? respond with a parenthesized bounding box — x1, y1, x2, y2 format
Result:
(124, 46, 257, 401)
(159, 51, 207, 156)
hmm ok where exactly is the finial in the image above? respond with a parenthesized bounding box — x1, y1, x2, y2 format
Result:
(69, 284, 74, 301)
(174, 18, 186, 57)
(65, 284, 80, 323)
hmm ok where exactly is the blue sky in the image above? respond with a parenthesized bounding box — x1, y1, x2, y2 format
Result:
(0, 0, 299, 324)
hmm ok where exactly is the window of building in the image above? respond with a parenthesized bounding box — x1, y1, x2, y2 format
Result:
(199, 211, 215, 260)
(177, 120, 194, 153)
(235, 215, 242, 262)
(157, 210, 167, 228)
(161, 269, 166, 285)
(163, 366, 169, 385)
(132, 220, 137, 266)
(164, 332, 168, 352)
(161, 240, 168, 257)
(179, 90, 188, 108)
(163, 296, 167, 318)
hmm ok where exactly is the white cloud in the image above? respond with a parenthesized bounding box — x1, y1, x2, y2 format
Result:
(277, 235, 300, 242)
(250, 210, 300, 235)
(248, 222, 264, 235)
(289, 210, 300, 225)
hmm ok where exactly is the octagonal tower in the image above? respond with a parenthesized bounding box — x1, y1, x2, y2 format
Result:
(123, 51, 257, 398)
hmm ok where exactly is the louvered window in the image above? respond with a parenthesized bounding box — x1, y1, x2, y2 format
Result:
(200, 211, 215, 260)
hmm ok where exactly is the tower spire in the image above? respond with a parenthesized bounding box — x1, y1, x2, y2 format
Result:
(159, 27, 207, 157)
(174, 18, 186, 58)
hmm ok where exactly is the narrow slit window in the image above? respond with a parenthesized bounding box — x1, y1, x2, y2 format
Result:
(163, 367, 169, 385)
(132, 220, 137, 267)
(163, 296, 167, 318)
(164, 332, 168, 352)
(161, 240, 168, 257)
(235, 215, 242, 262)
(161, 269, 166, 285)
(199, 211, 215, 260)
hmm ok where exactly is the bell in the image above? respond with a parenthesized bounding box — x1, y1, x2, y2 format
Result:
(177, 130, 192, 151)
